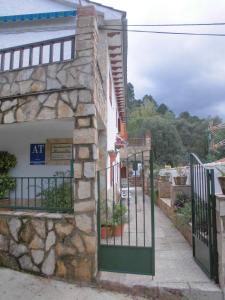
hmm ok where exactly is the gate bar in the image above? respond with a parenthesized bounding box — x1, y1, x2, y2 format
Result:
(150, 149, 155, 276)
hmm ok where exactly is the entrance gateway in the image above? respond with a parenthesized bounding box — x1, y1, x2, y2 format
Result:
(190, 153, 218, 282)
(97, 150, 155, 275)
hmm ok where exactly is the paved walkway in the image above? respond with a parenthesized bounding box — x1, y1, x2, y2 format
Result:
(99, 206, 223, 300)
(0, 267, 143, 300)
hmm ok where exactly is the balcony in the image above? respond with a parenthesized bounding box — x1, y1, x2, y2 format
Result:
(0, 35, 75, 72)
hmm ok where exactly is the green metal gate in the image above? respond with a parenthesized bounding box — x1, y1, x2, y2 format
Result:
(97, 150, 155, 275)
(190, 153, 218, 282)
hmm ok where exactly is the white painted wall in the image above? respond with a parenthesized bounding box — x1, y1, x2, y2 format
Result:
(160, 163, 225, 194)
(0, 119, 74, 177)
(106, 53, 120, 188)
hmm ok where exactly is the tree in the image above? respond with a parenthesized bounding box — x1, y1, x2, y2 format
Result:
(128, 112, 185, 166)
(127, 82, 225, 165)
(127, 82, 135, 101)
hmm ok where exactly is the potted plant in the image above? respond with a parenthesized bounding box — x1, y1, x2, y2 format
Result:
(100, 200, 113, 239)
(174, 167, 187, 186)
(0, 151, 17, 209)
(217, 166, 225, 195)
(112, 203, 128, 237)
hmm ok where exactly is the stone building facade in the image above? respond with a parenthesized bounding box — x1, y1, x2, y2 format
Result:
(0, 2, 127, 282)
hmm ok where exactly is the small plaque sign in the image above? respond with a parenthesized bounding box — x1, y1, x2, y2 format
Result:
(51, 143, 72, 160)
(30, 144, 45, 165)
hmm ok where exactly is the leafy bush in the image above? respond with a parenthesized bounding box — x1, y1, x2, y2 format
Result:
(174, 192, 190, 210)
(38, 172, 73, 212)
(178, 202, 192, 225)
(0, 152, 17, 174)
(112, 203, 128, 225)
(0, 152, 17, 199)
(0, 175, 16, 198)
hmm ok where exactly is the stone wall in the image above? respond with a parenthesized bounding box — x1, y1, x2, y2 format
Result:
(0, 211, 95, 281)
(158, 181, 171, 198)
(0, 5, 106, 282)
(0, 9, 106, 127)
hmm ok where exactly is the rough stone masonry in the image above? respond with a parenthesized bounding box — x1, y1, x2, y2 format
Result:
(0, 212, 95, 281)
(0, 5, 106, 282)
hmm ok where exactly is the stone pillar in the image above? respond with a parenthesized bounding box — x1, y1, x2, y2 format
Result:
(216, 194, 225, 290)
(72, 5, 99, 282)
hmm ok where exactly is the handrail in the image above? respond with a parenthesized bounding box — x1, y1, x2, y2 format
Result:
(0, 35, 75, 53)
(190, 153, 207, 168)
(0, 35, 76, 72)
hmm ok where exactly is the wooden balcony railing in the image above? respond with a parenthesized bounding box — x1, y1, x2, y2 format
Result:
(0, 35, 76, 72)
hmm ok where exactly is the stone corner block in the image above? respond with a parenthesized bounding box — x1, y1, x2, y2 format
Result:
(84, 162, 96, 178)
(75, 103, 96, 117)
(74, 128, 97, 145)
(78, 181, 91, 200)
(74, 163, 83, 179)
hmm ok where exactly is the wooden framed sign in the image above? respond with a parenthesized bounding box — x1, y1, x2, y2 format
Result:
(46, 138, 73, 165)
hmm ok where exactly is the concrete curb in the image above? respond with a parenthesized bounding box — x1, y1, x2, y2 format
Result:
(96, 275, 224, 300)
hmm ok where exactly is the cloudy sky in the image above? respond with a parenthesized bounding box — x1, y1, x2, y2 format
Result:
(98, 0, 225, 120)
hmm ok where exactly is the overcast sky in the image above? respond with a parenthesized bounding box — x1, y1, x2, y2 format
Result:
(98, 0, 225, 120)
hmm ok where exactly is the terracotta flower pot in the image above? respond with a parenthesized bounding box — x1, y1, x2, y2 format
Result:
(101, 225, 112, 239)
(174, 176, 187, 186)
(218, 177, 225, 195)
(113, 224, 125, 237)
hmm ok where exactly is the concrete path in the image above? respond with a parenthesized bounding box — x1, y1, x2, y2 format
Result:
(0, 267, 143, 300)
(99, 206, 223, 300)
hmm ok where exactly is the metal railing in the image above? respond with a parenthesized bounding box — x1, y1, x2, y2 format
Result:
(0, 35, 76, 72)
(0, 176, 74, 213)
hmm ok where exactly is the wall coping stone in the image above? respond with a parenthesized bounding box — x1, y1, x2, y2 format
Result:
(216, 194, 225, 216)
(0, 211, 74, 220)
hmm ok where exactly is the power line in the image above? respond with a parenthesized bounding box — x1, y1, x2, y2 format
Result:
(103, 22, 225, 27)
(100, 27, 225, 37)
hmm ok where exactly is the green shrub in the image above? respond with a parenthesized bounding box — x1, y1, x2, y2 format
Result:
(178, 202, 192, 225)
(112, 203, 128, 225)
(38, 172, 73, 212)
(0, 175, 16, 198)
(0, 152, 17, 199)
(174, 192, 190, 209)
(0, 152, 17, 174)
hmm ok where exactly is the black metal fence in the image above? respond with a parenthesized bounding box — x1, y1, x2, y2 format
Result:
(0, 35, 75, 72)
(190, 153, 218, 282)
(0, 176, 74, 213)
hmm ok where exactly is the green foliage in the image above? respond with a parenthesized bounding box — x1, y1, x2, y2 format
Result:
(0, 152, 17, 174)
(178, 202, 192, 225)
(0, 175, 16, 198)
(38, 172, 73, 212)
(174, 192, 190, 210)
(0, 152, 17, 198)
(112, 203, 128, 225)
(127, 82, 225, 164)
